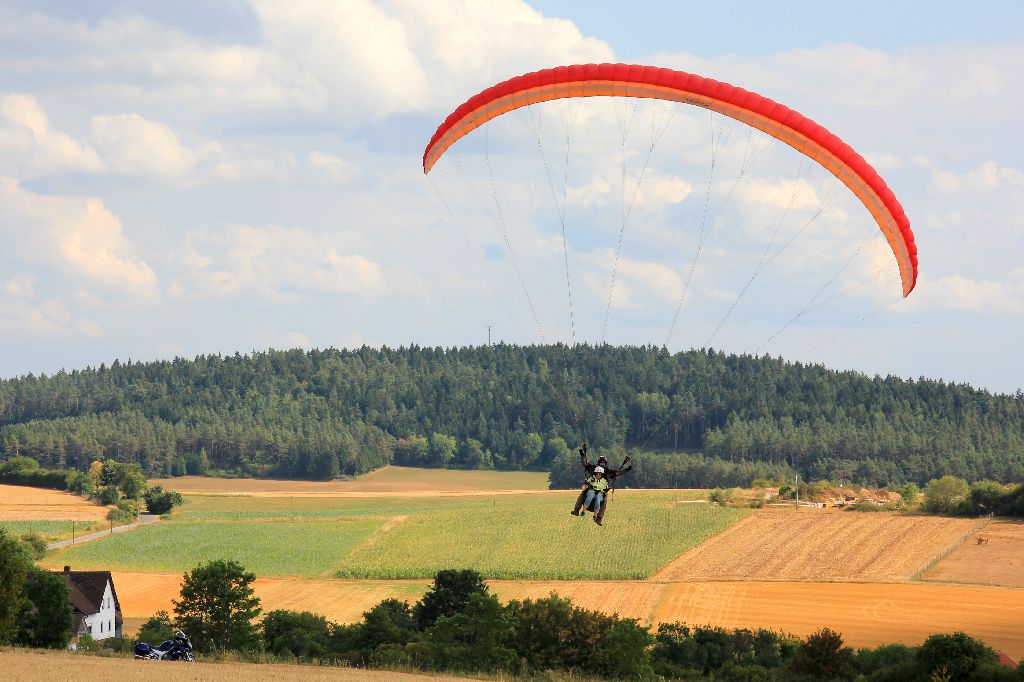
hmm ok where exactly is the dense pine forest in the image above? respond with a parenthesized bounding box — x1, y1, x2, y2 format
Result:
(1, 345, 1022, 487)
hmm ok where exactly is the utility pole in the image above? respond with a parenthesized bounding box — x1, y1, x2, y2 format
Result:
(795, 474, 800, 510)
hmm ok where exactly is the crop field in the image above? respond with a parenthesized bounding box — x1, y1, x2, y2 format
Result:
(654, 509, 981, 581)
(0, 519, 101, 542)
(150, 466, 550, 495)
(42, 489, 740, 580)
(653, 580, 1024, 660)
(332, 491, 746, 579)
(923, 519, 1024, 588)
(45, 518, 385, 577)
(0, 483, 108, 521)
(2, 647, 478, 682)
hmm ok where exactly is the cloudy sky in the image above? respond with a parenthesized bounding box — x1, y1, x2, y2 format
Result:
(0, 1, 1021, 393)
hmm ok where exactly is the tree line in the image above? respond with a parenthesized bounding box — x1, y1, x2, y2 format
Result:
(1, 345, 1022, 486)
(97, 561, 1024, 680)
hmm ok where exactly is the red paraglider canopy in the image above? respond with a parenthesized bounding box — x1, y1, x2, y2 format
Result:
(423, 63, 917, 297)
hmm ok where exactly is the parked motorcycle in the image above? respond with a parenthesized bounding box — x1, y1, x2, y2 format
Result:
(133, 630, 194, 661)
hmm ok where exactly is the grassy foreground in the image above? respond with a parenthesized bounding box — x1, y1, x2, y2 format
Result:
(45, 488, 741, 579)
(0, 647, 480, 682)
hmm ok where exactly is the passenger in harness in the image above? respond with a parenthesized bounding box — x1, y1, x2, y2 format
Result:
(570, 442, 632, 525)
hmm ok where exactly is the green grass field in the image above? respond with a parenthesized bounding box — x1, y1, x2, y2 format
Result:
(49, 518, 385, 576)
(46, 488, 741, 579)
(0, 520, 102, 542)
(335, 492, 745, 579)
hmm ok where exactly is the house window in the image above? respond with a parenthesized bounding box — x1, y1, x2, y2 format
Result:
(100, 621, 103, 633)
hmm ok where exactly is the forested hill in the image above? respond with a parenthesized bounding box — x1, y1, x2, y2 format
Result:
(1, 345, 1022, 487)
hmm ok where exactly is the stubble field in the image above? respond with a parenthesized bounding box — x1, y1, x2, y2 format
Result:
(0, 483, 108, 522)
(922, 519, 1024, 588)
(653, 509, 983, 581)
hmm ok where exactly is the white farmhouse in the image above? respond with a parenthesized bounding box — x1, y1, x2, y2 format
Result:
(55, 566, 123, 641)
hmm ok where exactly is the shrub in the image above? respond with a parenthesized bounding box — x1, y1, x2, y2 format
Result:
(98, 486, 120, 506)
(916, 631, 996, 681)
(412, 568, 488, 630)
(136, 610, 175, 645)
(924, 476, 970, 515)
(790, 628, 854, 680)
(0, 530, 33, 644)
(262, 609, 331, 659)
(144, 486, 184, 515)
(709, 488, 735, 506)
(20, 532, 47, 559)
(66, 470, 92, 495)
(899, 483, 920, 510)
(15, 568, 74, 648)
(420, 592, 516, 673)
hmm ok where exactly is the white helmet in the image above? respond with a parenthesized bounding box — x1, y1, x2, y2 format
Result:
(594, 466, 605, 474)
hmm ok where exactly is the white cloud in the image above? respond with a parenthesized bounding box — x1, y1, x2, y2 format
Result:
(253, 0, 429, 119)
(0, 177, 159, 303)
(582, 248, 683, 309)
(909, 269, 1024, 316)
(0, 94, 103, 177)
(0, 299, 71, 337)
(281, 331, 312, 348)
(566, 171, 692, 209)
(307, 151, 361, 184)
(932, 160, 1024, 194)
(737, 177, 822, 211)
(91, 113, 196, 177)
(0, 274, 35, 298)
(75, 319, 103, 338)
(172, 223, 383, 301)
(864, 151, 903, 171)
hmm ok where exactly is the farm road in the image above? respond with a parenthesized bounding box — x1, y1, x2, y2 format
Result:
(46, 514, 159, 550)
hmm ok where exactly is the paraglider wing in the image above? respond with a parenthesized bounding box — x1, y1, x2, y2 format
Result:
(423, 63, 917, 297)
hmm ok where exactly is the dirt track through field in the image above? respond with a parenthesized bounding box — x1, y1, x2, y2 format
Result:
(653, 510, 980, 581)
(924, 519, 1024, 588)
(0, 483, 108, 521)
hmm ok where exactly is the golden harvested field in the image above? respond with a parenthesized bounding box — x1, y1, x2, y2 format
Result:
(653, 580, 1024, 659)
(111, 572, 1024, 659)
(490, 581, 664, 622)
(654, 509, 981, 581)
(0, 483, 108, 521)
(149, 466, 550, 495)
(2, 647, 482, 682)
(112, 572, 660, 624)
(113, 572, 430, 623)
(923, 519, 1024, 588)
